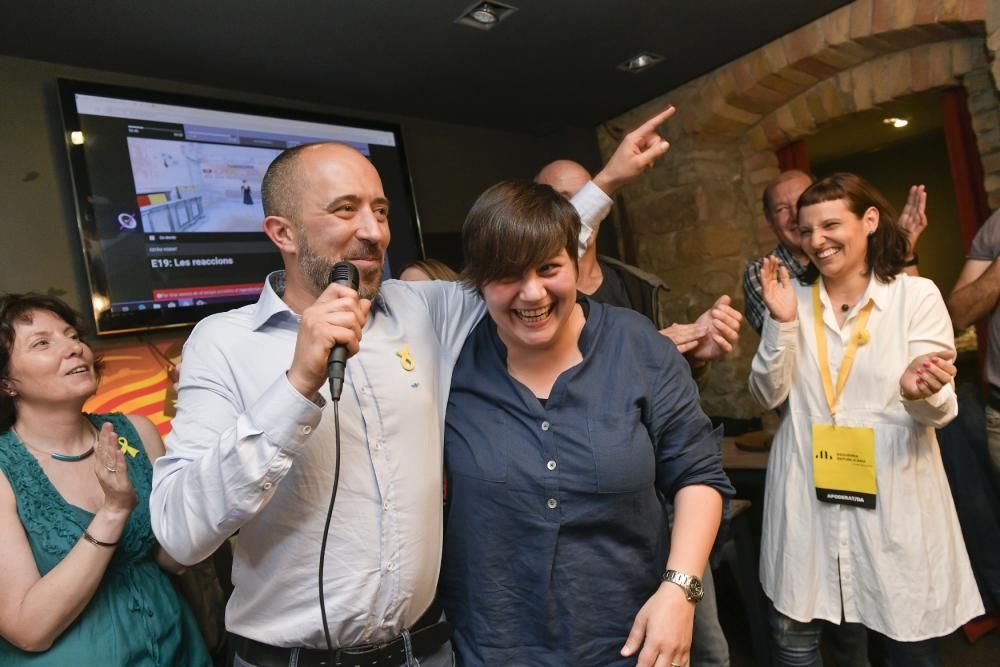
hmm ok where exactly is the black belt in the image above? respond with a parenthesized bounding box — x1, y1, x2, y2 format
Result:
(232, 602, 452, 667)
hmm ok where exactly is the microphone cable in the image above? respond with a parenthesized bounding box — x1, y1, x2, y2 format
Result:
(318, 396, 342, 661)
(316, 261, 358, 662)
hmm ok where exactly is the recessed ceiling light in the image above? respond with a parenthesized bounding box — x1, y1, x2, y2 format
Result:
(618, 52, 664, 74)
(470, 4, 497, 24)
(456, 1, 517, 30)
(882, 117, 909, 128)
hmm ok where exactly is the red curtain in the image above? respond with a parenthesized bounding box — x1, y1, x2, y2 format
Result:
(943, 86, 991, 252)
(777, 141, 810, 173)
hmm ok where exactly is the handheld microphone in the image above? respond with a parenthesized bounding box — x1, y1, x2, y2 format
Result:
(327, 261, 359, 401)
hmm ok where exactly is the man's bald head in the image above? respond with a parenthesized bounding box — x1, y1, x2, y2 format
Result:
(262, 142, 373, 220)
(534, 160, 592, 200)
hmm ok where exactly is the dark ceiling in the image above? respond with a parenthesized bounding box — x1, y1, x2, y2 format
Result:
(1, 0, 851, 134)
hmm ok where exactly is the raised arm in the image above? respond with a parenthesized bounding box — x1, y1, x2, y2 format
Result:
(898, 184, 927, 277)
(947, 258, 1000, 330)
(593, 106, 675, 197)
(748, 257, 800, 410)
(571, 106, 676, 255)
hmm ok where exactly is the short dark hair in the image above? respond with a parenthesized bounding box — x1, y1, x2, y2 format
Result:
(461, 180, 580, 291)
(261, 142, 321, 219)
(797, 173, 908, 284)
(0, 293, 102, 431)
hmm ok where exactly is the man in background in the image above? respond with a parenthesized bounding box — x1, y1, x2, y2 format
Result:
(948, 208, 1000, 486)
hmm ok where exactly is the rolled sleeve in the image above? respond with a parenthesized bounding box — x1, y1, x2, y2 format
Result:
(650, 342, 734, 500)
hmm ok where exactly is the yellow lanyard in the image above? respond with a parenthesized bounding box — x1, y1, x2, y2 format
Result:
(812, 282, 874, 420)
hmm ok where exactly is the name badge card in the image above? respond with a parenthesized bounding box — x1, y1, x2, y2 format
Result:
(812, 423, 876, 508)
(810, 283, 877, 509)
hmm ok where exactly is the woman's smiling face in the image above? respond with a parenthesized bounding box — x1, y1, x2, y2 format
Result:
(481, 249, 579, 354)
(798, 198, 879, 280)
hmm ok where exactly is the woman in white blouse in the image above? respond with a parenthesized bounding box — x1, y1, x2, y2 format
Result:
(751, 173, 982, 666)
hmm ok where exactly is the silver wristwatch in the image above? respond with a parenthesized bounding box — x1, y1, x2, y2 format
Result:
(662, 569, 704, 602)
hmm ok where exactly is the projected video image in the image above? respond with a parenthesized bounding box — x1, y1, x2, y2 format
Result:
(127, 137, 280, 233)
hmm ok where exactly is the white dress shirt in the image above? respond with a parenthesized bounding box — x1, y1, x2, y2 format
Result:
(749, 273, 983, 641)
(149, 183, 613, 648)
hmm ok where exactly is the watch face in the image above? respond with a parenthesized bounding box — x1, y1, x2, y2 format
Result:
(689, 578, 705, 601)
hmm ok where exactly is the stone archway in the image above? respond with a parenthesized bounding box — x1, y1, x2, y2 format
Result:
(596, 0, 996, 417)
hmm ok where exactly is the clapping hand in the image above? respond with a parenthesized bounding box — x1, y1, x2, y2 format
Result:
(687, 295, 742, 362)
(760, 256, 797, 323)
(899, 349, 956, 400)
(94, 422, 137, 515)
(898, 185, 928, 256)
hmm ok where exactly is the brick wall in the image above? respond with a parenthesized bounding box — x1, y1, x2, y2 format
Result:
(599, 0, 995, 418)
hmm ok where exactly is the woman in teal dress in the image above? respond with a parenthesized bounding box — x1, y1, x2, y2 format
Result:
(0, 293, 210, 666)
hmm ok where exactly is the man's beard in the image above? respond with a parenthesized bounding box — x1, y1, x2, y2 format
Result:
(297, 234, 384, 300)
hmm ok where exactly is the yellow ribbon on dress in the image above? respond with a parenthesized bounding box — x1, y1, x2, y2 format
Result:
(118, 436, 138, 458)
(396, 345, 415, 372)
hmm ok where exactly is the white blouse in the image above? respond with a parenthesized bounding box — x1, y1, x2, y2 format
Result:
(749, 273, 983, 641)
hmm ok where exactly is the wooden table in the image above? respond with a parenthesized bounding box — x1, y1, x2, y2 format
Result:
(721, 435, 770, 471)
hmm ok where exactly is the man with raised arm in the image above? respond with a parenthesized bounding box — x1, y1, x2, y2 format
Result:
(535, 157, 742, 364)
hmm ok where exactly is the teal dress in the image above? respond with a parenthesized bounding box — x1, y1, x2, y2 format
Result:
(0, 413, 211, 666)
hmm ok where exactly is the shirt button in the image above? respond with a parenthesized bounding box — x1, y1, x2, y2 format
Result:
(541, 420, 550, 431)
(386, 561, 395, 572)
(547, 498, 558, 509)
(262, 481, 273, 491)
(383, 500, 391, 511)
(301, 425, 312, 435)
(546, 460, 557, 471)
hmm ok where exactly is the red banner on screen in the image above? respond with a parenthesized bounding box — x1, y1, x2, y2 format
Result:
(153, 282, 265, 302)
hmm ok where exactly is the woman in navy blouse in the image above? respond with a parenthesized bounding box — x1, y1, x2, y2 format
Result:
(440, 180, 734, 667)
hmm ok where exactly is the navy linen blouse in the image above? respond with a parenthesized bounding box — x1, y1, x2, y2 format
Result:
(440, 297, 734, 667)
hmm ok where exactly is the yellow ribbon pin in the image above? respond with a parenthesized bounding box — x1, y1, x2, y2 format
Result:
(856, 329, 870, 347)
(396, 345, 415, 372)
(118, 436, 138, 458)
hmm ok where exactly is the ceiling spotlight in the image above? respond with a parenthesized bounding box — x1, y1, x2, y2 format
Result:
(456, 1, 517, 30)
(70, 130, 85, 145)
(882, 117, 909, 129)
(470, 4, 497, 24)
(618, 52, 664, 74)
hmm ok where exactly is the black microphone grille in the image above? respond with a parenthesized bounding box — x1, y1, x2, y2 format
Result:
(329, 261, 360, 291)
